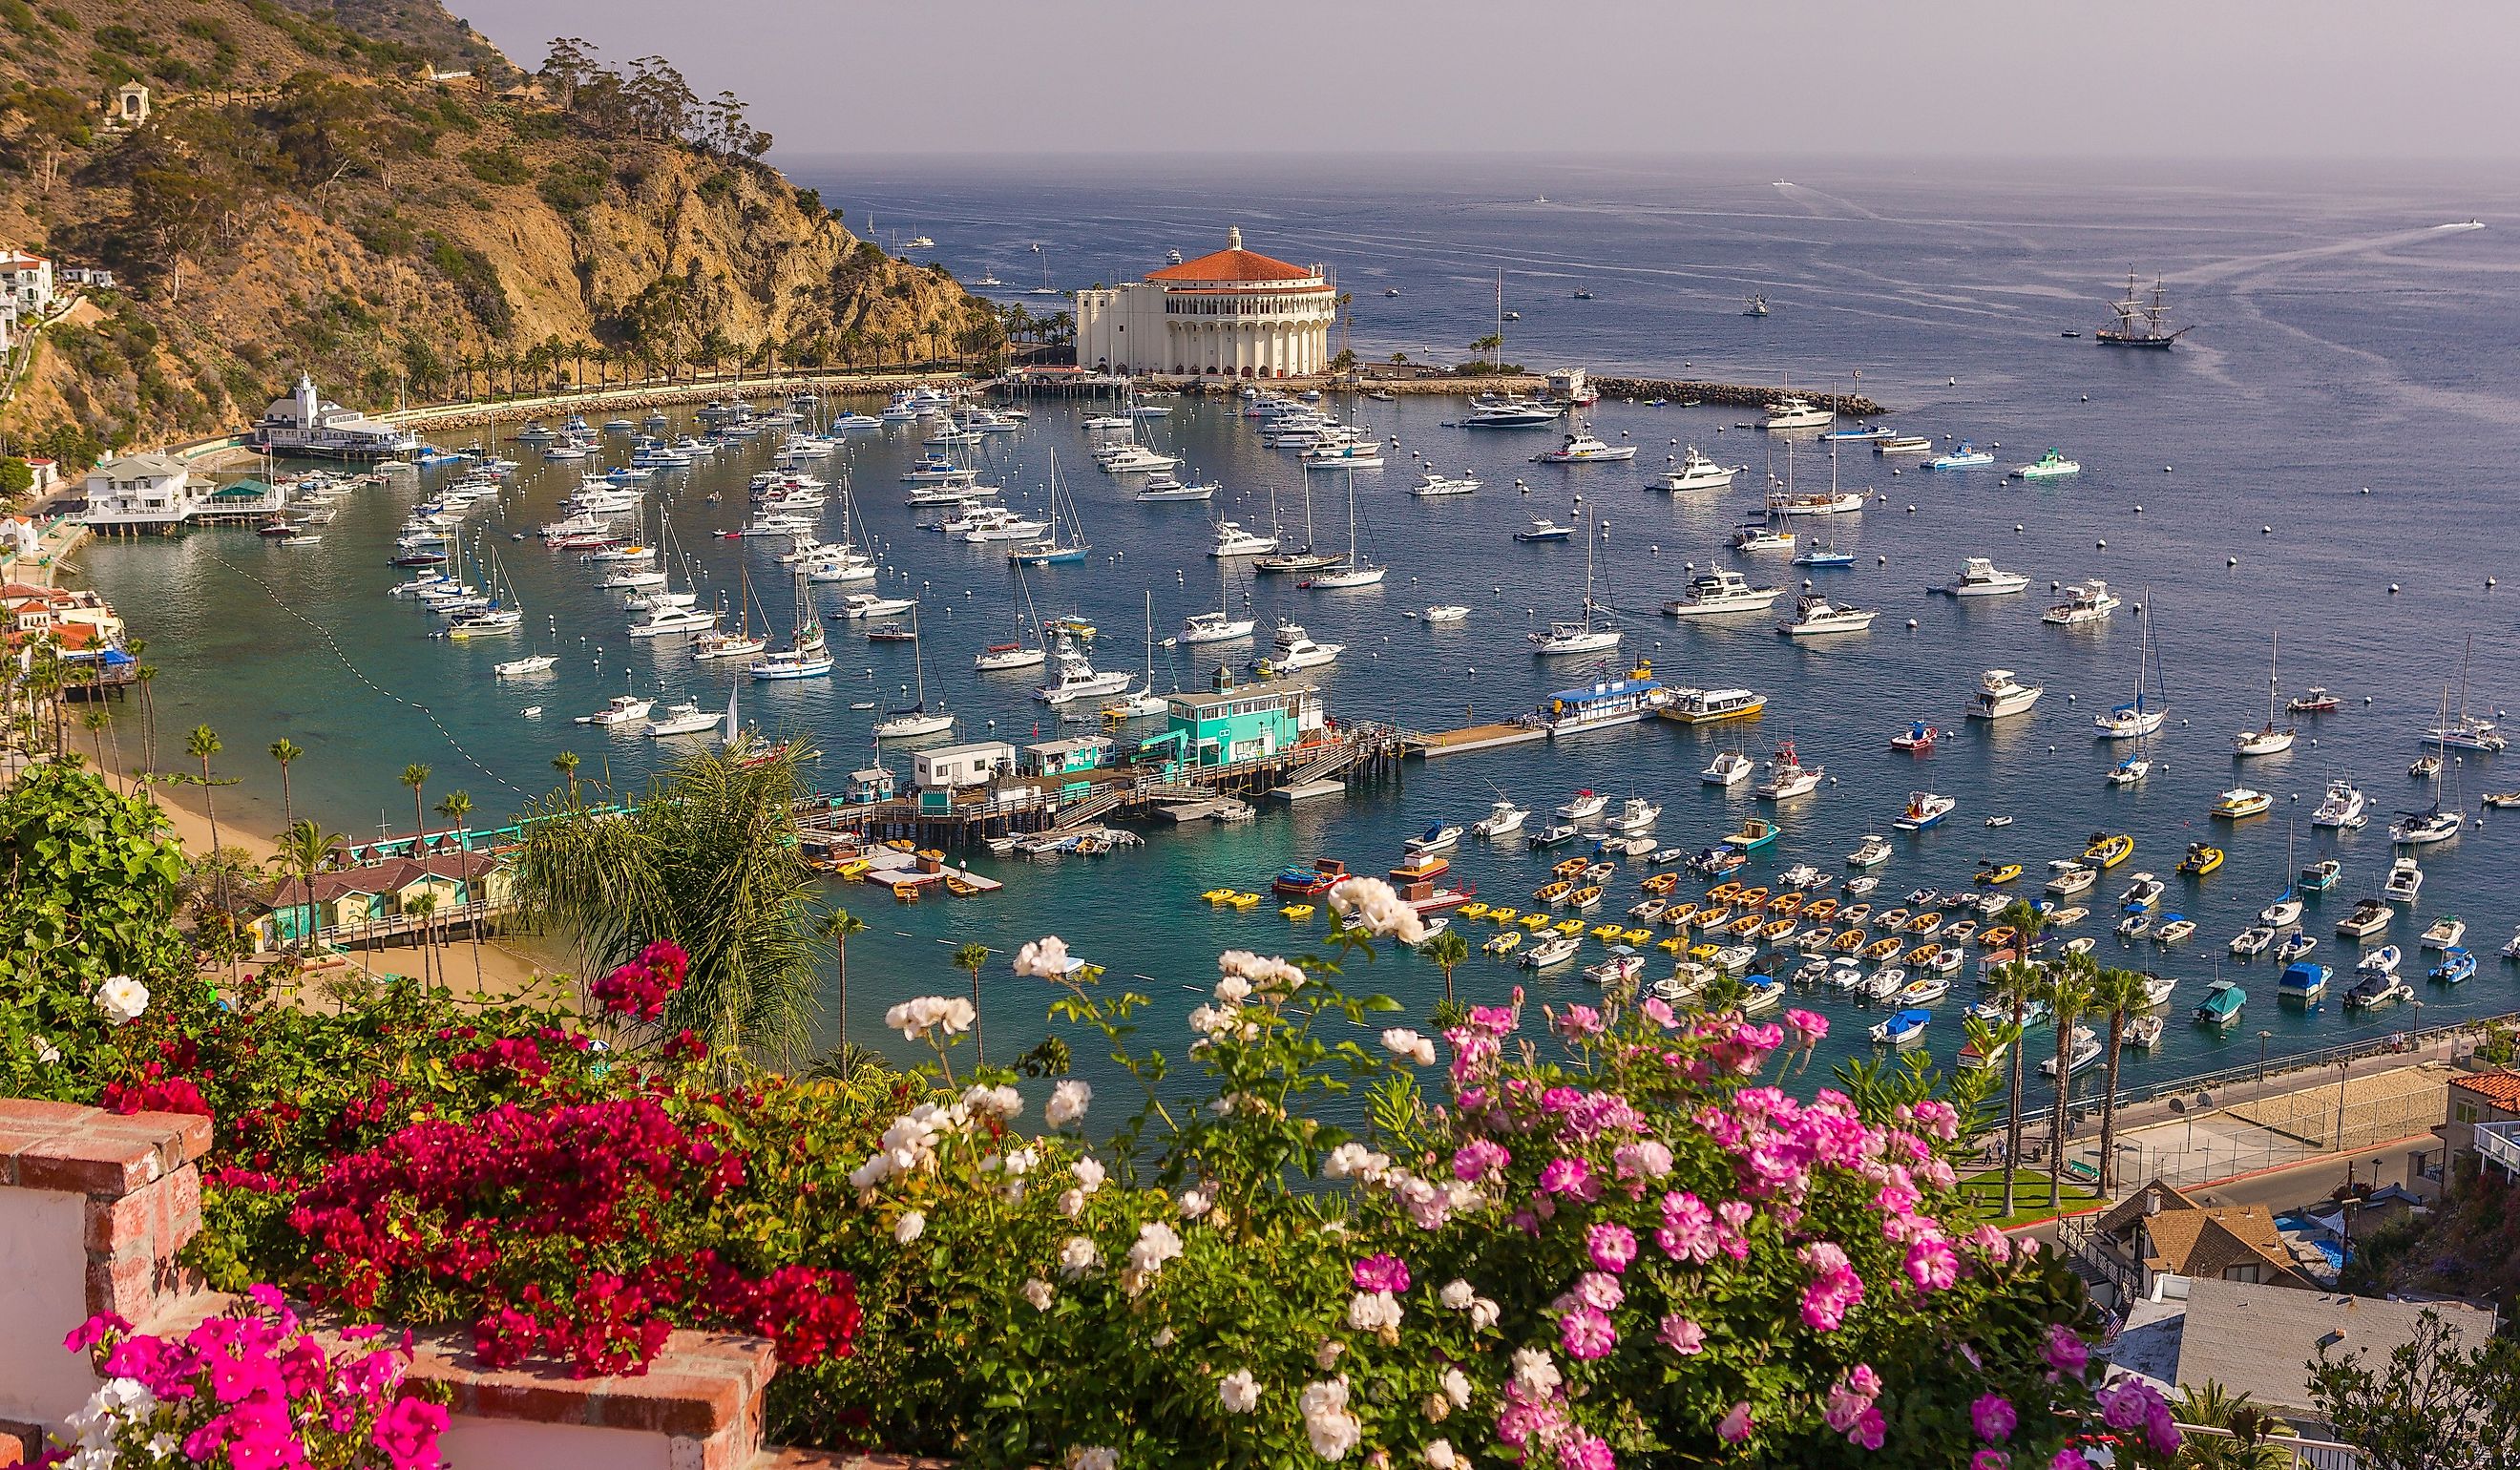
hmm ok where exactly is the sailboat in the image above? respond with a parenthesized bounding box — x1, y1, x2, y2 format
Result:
(2391, 688, 2466, 845)
(1305, 471, 1386, 588)
(748, 572, 835, 680)
(1529, 508, 1620, 656)
(2096, 594, 2167, 738)
(2233, 631, 2296, 756)
(872, 607, 956, 738)
(693, 564, 769, 662)
(1179, 556, 1255, 644)
(1009, 449, 1089, 565)
(976, 558, 1050, 671)
(2422, 634, 2506, 752)
(1254, 472, 1344, 574)
(1100, 592, 1168, 720)
(444, 550, 525, 637)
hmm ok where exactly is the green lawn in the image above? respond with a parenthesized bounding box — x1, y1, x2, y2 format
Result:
(1959, 1168, 2102, 1228)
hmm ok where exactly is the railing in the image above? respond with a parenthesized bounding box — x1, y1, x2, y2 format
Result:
(2477, 1120, 2520, 1179)
(2173, 1424, 2362, 1469)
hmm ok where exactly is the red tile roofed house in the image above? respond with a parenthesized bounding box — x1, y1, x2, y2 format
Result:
(2442, 1067, 2520, 1167)
(260, 850, 513, 948)
(1075, 226, 1336, 379)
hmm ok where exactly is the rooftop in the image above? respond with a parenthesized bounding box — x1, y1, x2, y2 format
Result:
(2171, 1279, 2494, 1417)
(2449, 1068, 2520, 1110)
(1147, 227, 1317, 285)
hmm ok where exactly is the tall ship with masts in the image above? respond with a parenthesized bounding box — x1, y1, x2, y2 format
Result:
(2094, 270, 2190, 348)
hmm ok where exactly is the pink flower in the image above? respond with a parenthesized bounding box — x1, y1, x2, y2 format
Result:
(1586, 1222, 1637, 1273)
(1784, 1008, 1828, 1046)
(2101, 1377, 2165, 1433)
(1971, 1393, 2017, 1443)
(1555, 1004, 1605, 1038)
(1972, 1453, 2011, 1470)
(2044, 1322, 2090, 1376)
(1904, 1236, 1960, 1292)
(1556, 1433, 1615, 1470)
(1657, 1314, 1704, 1354)
(1717, 1402, 1754, 1443)
(1658, 1191, 1716, 1262)
(1560, 1305, 1616, 1360)
(2049, 1451, 2085, 1470)
(1352, 1253, 1412, 1294)
(1539, 1156, 1597, 1201)
(1454, 1139, 1511, 1182)
(1611, 1140, 1671, 1180)
(372, 1395, 450, 1470)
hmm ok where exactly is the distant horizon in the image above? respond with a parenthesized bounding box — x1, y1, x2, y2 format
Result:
(461, 1, 2520, 164)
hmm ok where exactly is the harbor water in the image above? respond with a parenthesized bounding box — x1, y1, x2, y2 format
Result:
(80, 157, 2520, 1095)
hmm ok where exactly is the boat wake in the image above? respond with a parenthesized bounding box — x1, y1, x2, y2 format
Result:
(1769, 180, 1886, 221)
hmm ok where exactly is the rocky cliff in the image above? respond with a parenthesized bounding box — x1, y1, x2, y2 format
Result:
(0, 0, 995, 466)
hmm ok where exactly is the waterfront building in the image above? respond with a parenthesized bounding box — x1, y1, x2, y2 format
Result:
(78, 452, 205, 531)
(258, 850, 511, 948)
(0, 249, 55, 316)
(246, 374, 421, 461)
(1073, 227, 1335, 379)
(912, 740, 1017, 790)
(1020, 735, 1113, 778)
(2444, 1067, 2520, 1173)
(1155, 679, 1325, 768)
(1, 581, 126, 647)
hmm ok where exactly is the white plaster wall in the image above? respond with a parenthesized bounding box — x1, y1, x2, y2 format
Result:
(437, 1415, 674, 1470)
(0, 1186, 100, 1431)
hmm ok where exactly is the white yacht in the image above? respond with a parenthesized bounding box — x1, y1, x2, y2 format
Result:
(2311, 780, 2368, 830)
(1777, 595, 1878, 638)
(1180, 609, 1256, 645)
(1846, 834, 1895, 868)
(1656, 448, 1738, 493)
(1537, 430, 1637, 463)
(2095, 601, 2169, 739)
(1473, 799, 1529, 838)
(1754, 741, 1824, 800)
(1875, 435, 1934, 456)
(1034, 638, 1136, 705)
(1133, 474, 1217, 503)
(628, 604, 719, 640)
(2233, 632, 2296, 756)
(1942, 558, 2029, 598)
(838, 593, 917, 620)
(2390, 808, 2462, 846)
(1664, 568, 1782, 618)
(2384, 856, 2426, 901)
(1967, 669, 2044, 721)
(576, 694, 655, 727)
(1763, 396, 1835, 431)
(494, 654, 557, 678)
(1602, 796, 1662, 832)
(1529, 511, 1620, 655)
(645, 701, 721, 738)
(1701, 750, 1754, 787)
(1256, 620, 1342, 674)
(1556, 789, 1610, 822)
(1411, 472, 1481, 497)
(1732, 523, 1796, 552)
(2042, 580, 2121, 626)
(1210, 520, 1280, 558)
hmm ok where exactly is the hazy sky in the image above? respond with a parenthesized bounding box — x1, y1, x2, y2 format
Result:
(461, 1, 2519, 160)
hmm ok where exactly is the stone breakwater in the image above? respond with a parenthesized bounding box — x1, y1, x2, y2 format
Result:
(1587, 379, 1886, 416)
(377, 371, 976, 432)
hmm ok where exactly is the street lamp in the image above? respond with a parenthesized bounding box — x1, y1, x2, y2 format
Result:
(2257, 1030, 2273, 1083)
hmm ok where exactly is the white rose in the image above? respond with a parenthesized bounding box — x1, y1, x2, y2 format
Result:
(1470, 1296, 1501, 1332)
(1511, 1348, 1561, 1396)
(1045, 1079, 1092, 1128)
(1213, 975, 1252, 1003)
(1014, 934, 1073, 979)
(1072, 1155, 1106, 1192)
(1424, 1439, 1459, 1470)
(95, 976, 148, 1026)
(1022, 1277, 1056, 1312)
(1127, 1220, 1184, 1274)
(885, 996, 974, 1041)
(1442, 1366, 1472, 1408)
(1322, 1143, 1390, 1182)
(1218, 1367, 1261, 1414)
(1379, 1028, 1437, 1066)
(1314, 1339, 1346, 1370)
(894, 1209, 926, 1245)
(35, 1037, 61, 1064)
(1065, 1448, 1117, 1470)
(1299, 1377, 1362, 1461)
(1180, 1186, 1212, 1220)
(848, 1155, 892, 1191)
(1151, 1326, 1176, 1348)
(1058, 1187, 1086, 1218)
(1326, 876, 1427, 944)
(962, 1083, 1022, 1120)
(1439, 1279, 1476, 1310)
(1347, 1290, 1402, 1332)
(1060, 1236, 1101, 1278)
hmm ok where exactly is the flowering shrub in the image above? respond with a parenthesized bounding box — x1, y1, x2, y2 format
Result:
(51, 1286, 447, 1470)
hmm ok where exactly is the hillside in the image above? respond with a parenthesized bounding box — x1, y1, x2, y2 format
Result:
(0, 0, 998, 469)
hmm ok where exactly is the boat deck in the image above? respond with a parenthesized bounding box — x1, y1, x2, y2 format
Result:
(1407, 723, 1547, 757)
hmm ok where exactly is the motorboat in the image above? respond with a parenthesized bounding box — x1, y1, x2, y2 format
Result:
(2039, 1028, 2106, 1079)
(1754, 742, 1824, 801)
(2211, 788, 2273, 820)
(1868, 1008, 1932, 1046)
(1846, 834, 1894, 868)
(1967, 669, 2043, 721)
(1702, 750, 1754, 787)
(1254, 620, 1341, 676)
(1421, 605, 1470, 624)
(2336, 899, 2393, 937)
(2312, 781, 2368, 830)
(2045, 860, 2097, 896)
(1890, 721, 1938, 752)
(1557, 789, 1610, 823)
(1656, 448, 1738, 493)
(1583, 948, 1646, 986)
(576, 694, 656, 726)
(1411, 472, 1481, 497)
(2422, 914, 2467, 950)
(2342, 974, 2413, 1011)
(2042, 580, 2120, 626)
(1179, 609, 1256, 645)
(1036, 639, 1137, 705)
(1602, 797, 1662, 832)
(1522, 934, 1584, 970)
(1462, 396, 1564, 430)
(2119, 872, 2165, 911)
(2008, 450, 2081, 481)
(1662, 568, 1781, 619)
(1536, 430, 1637, 464)
(1732, 524, 1796, 552)
(975, 641, 1048, 672)
(2300, 858, 2342, 892)
(1875, 435, 1934, 455)
(2389, 808, 2462, 846)
(645, 701, 721, 738)
(1943, 558, 2030, 597)
(1663, 687, 1769, 724)
(2383, 856, 2425, 902)
(1894, 792, 1956, 831)
(1527, 823, 1583, 850)
(1514, 518, 1575, 542)
(1924, 441, 1995, 471)
(494, 654, 557, 677)
(2177, 842, 2224, 877)
(1776, 595, 1878, 638)
(1134, 474, 1218, 503)
(837, 593, 917, 620)
(2192, 980, 2245, 1028)
(1762, 396, 1835, 431)
(2358, 945, 2404, 977)
(2287, 686, 2342, 714)
(628, 604, 719, 639)
(1406, 823, 1465, 856)
(1210, 521, 1280, 558)
(1474, 800, 1529, 838)
(2155, 916, 2197, 944)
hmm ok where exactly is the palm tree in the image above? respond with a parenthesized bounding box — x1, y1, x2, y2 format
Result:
(2090, 966, 2153, 1192)
(81, 707, 112, 775)
(1471, 332, 1503, 368)
(267, 738, 304, 836)
(552, 750, 581, 803)
(1419, 927, 1471, 1007)
(819, 907, 867, 1073)
(271, 817, 343, 950)
(953, 941, 991, 1063)
(511, 746, 830, 1060)
(2042, 953, 2099, 1208)
(435, 790, 481, 984)
(1994, 897, 2048, 1214)
(400, 763, 431, 850)
(404, 889, 439, 987)
(186, 723, 226, 907)
(2171, 1383, 2295, 1470)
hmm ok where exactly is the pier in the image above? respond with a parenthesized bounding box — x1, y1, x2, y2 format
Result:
(1406, 722, 1546, 757)
(1587, 378, 1887, 416)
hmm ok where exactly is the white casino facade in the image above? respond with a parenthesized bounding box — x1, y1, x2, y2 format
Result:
(1074, 227, 1334, 379)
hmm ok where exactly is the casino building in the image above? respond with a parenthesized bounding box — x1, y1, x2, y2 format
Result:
(1074, 227, 1334, 379)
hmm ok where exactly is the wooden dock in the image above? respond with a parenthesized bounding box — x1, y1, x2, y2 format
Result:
(1407, 722, 1547, 757)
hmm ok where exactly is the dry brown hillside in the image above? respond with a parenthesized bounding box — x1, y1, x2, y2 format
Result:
(0, 0, 999, 468)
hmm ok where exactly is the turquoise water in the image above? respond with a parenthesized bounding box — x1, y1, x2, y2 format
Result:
(78, 158, 2520, 1097)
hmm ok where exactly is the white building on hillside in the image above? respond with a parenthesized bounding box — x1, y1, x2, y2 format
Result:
(246, 374, 420, 460)
(1074, 227, 1334, 380)
(0, 251, 55, 317)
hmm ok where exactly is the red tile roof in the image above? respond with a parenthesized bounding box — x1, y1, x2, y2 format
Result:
(2452, 1070, 2520, 1110)
(1147, 247, 1315, 284)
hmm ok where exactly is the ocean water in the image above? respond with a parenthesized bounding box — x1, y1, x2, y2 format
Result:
(79, 157, 2520, 1096)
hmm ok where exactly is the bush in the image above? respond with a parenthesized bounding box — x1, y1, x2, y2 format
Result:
(536, 161, 606, 213)
(460, 145, 531, 185)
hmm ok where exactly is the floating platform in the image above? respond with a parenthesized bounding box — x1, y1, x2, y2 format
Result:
(854, 846, 1003, 892)
(1272, 778, 1350, 804)
(1160, 798, 1254, 824)
(1408, 723, 1547, 757)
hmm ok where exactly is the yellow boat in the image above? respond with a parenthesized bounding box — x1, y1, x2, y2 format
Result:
(1974, 863, 2022, 886)
(1804, 896, 1839, 923)
(1662, 901, 1699, 929)
(1641, 872, 1680, 895)
(2178, 843, 2224, 876)
(1460, 901, 1492, 920)
(1903, 942, 1942, 967)
(835, 859, 872, 880)
(1689, 943, 1723, 963)
(1768, 892, 1806, 917)
(885, 837, 917, 852)
(1484, 931, 1522, 956)
(1534, 879, 1573, 904)
(1589, 922, 1624, 939)
(1736, 886, 1771, 911)
(1707, 881, 1745, 904)
(1570, 886, 1605, 911)
(2083, 833, 2134, 869)
(1759, 918, 1797, 942)
(1981, 925, 2017, 949)
(1520, 914, 1552, 930)
(1620, 928, 1653, 946)
(1832, 928, 1868, 953)
(1202, 888, 1236, 904)
(1553, 918, 1586, 934)
(1281, 904, 1314, 920)
(1695, 905, 1733, 931)
(1864, 934, 1905, 959)
(1727, 914, 1765, 938)
(1553, 856, 1591, 880)
(1488, 906, 1520, 924)
(1228, 892, 1262, 909)
(946, 877, 980, 897)
(892, 881, 921, 903)
(1905, 911, 1943, 935)
(1656, 936, 1684, 954)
